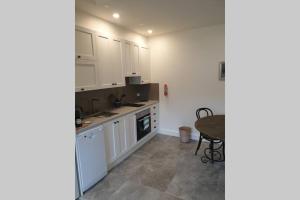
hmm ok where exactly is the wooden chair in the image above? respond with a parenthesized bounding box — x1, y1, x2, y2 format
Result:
(194, 107, 213, 155)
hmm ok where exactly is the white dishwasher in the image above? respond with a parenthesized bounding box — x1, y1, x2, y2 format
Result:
(76, 125, 107, 193)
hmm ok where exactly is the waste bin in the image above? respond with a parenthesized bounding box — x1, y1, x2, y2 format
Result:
(179, 126, 191, 143)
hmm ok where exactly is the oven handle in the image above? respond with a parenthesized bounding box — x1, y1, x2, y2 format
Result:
(137, 114, 151, 122)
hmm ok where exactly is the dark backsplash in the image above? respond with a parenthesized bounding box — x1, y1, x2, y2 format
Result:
(75, 83, 159, 115)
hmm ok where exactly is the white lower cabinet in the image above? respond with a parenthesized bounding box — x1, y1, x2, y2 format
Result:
(103, 105, 157, 169)
(151, 103, 159, 132)
(103, 122, 116, 164)
(103, 115, 136, 166)
(124, 113, 137, 149)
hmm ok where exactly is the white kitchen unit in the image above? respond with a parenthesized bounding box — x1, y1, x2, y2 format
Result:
(96, 34, 125, 88)
(103, 116, 134, 166)
(102, 104, 158, 170)
(123, 41, 140, 77)
(75, 26, 151, 91)
(124, 113, 137, 149)
(139, 46, 151, 83)
(95, 35, 110, 88)
(76, 125, 107, 193)
(110, 38, 125, 87)
(75, 60, 98, 92)
(151, 103, 159, 132)
(75, 157, 80, 199)
(75, 27, 96, 62)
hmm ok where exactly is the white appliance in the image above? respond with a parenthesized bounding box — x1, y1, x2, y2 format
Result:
(76, 125, 107, 193)
(75, 158, 80, 199)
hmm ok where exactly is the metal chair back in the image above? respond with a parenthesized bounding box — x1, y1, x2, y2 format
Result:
(196, 107, 214, 119)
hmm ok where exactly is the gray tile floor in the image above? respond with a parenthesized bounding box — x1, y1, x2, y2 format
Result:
(82, 134, 225, 200)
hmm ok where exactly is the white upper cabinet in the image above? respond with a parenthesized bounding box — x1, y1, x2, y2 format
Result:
(140, 47, 151, 83)
(95, 35, 110, 88)
(123, 41, 140, 77)
(75, 26, 151, 91)
(132, 44, 140, 76)
(110, 38, 125, 87)
(75, 61, 98, 92)
(96, 34, 124, 88)
(75, 27, 96, 62)
(123, 41, 133, 76)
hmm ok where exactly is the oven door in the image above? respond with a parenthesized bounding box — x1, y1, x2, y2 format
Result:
(136, 114, 151, 141)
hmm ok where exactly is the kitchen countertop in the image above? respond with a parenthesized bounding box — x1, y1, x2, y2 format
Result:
(76, 100, 159, 134)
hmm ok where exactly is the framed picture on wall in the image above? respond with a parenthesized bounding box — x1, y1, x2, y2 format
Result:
(219, 62, 225, 81)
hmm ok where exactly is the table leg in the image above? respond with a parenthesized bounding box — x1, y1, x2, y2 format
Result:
(210, 140, 214, 163)
(222, 142, 225, 161)
(195, 135, 202, 155)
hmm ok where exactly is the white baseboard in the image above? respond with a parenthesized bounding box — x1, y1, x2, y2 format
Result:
(158, 128, 208, 142)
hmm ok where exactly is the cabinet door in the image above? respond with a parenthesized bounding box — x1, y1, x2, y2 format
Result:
(123, 41, 133, 76)
(117, 118, 127, 155)
(103, 122, 116, 165)
(75, 28, 96, 61)
(112, 120, 121, 157)
(140, 47, 151, 83)
(96, 35, 113, 88)
(75, 61, 98, 92)
(151, 104, 159, 131)
(124, 114, 137, 149)
(132, 44, 140, 76)
(110, 38, 125, 87)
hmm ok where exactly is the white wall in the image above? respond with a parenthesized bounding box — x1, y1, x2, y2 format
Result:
(149, 24, 225, 140)
(76, 10, 148, 47)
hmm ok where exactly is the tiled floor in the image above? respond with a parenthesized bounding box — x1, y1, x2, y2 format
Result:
(81, 134, 225, 200)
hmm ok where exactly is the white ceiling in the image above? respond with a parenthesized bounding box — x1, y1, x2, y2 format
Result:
(75, 0, 225, 37)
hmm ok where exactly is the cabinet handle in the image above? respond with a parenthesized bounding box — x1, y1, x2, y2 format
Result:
(153, 106, 156, 109)
(77, 56, 81, 59)
(154, 120, 156, 122)
(153, 113, 156, 115)
(112, 83, 117, 85)
(81, 88, 85, 91)
(132, 72, 136, 75)
(154, 126, 156, 128)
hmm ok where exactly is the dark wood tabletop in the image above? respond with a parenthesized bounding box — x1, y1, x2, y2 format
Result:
(195, 115, 225, 141)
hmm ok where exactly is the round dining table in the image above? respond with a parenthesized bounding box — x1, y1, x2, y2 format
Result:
(194, 115, 225, 163)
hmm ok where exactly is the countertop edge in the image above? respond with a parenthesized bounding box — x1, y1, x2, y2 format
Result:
(76, 100, 159, 135)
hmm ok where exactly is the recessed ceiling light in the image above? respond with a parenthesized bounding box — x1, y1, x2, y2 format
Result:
(113, 13, 120, 19)
(147, 29, 153, 34)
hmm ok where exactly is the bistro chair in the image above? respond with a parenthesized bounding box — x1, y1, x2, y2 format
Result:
(194, 107, 213, 155)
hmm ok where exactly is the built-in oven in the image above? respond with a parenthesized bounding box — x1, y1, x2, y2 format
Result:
(136, 108, 151, 141)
